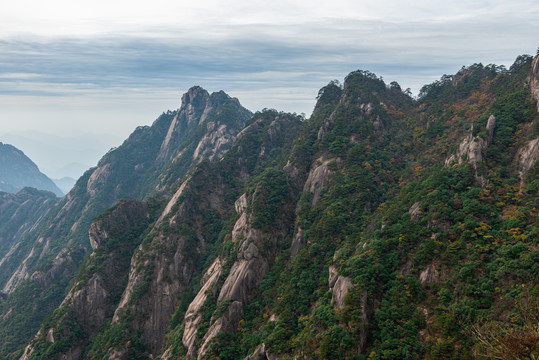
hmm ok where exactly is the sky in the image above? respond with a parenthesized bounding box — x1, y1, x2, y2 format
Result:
(1, 0, 538, 178)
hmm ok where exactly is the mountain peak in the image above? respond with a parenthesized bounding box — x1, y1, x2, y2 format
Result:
(181, 86, 210, 109)
(157, 86, 252, 163)
(0, 142, 63, 196)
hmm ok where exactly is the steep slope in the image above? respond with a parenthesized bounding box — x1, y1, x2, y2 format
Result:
(21, 110, 302, 360)
(0, 142, 63, 197)
(20, 198, 163, 360)
(0, 87, 252, 359)
(0, 188, 59, 284)
(165, 57, 536, 360)
(6, 54, 539, 360)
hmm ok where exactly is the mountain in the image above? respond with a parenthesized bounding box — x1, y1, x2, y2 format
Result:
(0, 87, 252, 359)
(0, 143, 63, 197)
(51, 177, 77, 195)
(0, 131, 124, 179)
(2, 55, 539, 360)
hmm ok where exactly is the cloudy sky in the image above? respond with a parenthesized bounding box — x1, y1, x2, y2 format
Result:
(1, 0, 538, 147)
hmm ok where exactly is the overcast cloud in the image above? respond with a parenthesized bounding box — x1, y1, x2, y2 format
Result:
(1, 0, 538, 161)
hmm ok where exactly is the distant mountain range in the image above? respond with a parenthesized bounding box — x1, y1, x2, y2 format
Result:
(0, 130, 123, 179)
(0, 142, 63, 197)
(51, 176, 77, 194)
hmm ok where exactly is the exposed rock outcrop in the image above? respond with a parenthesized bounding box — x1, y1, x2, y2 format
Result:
(197, 206, 269, 358)
(290, 227, 303, 259)
(235, 192, 248, 214)
(328, 265, 371, 353)
(515, 137, 539, 182)
(529, 55, 539, 111)
(445, 115, 496, 184)
(217, 242, 268, 305)
(419, 264, 440, 284)
(192, 122, 236, 163)
(303, 158, 335, 206)
(244, 343, 277, 360)
(109, 234, 194, 356)
(157, 87, 251, 163)
(86, 163, 111, 197)
(331, 275, 352, 310)
(2, 254, 31, 293)
(198, 300, 244, 358)
(409, 201, 422, 221)
(158, 87, 212, 161)
(30, 248, 74, 289)
(328, 265, 339, 288)
(182, 258, 224, 357)
(156, 177, 190, 225)
(196, 177, 295, 359)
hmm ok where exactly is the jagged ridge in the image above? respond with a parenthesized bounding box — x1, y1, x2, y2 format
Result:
(2, 54, 539, 360)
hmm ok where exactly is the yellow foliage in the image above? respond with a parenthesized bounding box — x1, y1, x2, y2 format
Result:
(474, 223, 492, 237)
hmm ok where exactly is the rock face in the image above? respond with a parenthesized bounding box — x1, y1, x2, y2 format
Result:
(157, 87, 251, 163)
(529, 55, 539, 111)
(515, 137, 539, 182)
(196, 193, 275, 359)
(331, 274, 352, 310)
(86, 163, 111, 197)
(303, 157, 334, 206)
(328, 265, 370, 353)
(0, 188, 58, 287)
(409, 201, 422, 221)
(192, 122, 236, 163)
(245, 343, 270, 360)
(108, 197, 200, 356)
(445, 115, 496, 184)
(182, 258, 224, 357)
(290, 227, 304, 259)
(419, 264, 440, 284)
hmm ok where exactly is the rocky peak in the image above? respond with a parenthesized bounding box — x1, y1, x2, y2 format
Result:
(157, 87, 251, 163)
(181, 86, 211, 125)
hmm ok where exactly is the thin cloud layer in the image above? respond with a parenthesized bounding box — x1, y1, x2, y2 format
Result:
(1, 2, 538, 138)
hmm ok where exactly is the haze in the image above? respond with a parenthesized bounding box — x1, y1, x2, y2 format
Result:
(1, 0, 538, 179)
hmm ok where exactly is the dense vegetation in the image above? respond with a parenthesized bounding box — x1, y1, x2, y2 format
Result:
(184, 57, 538, 359)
